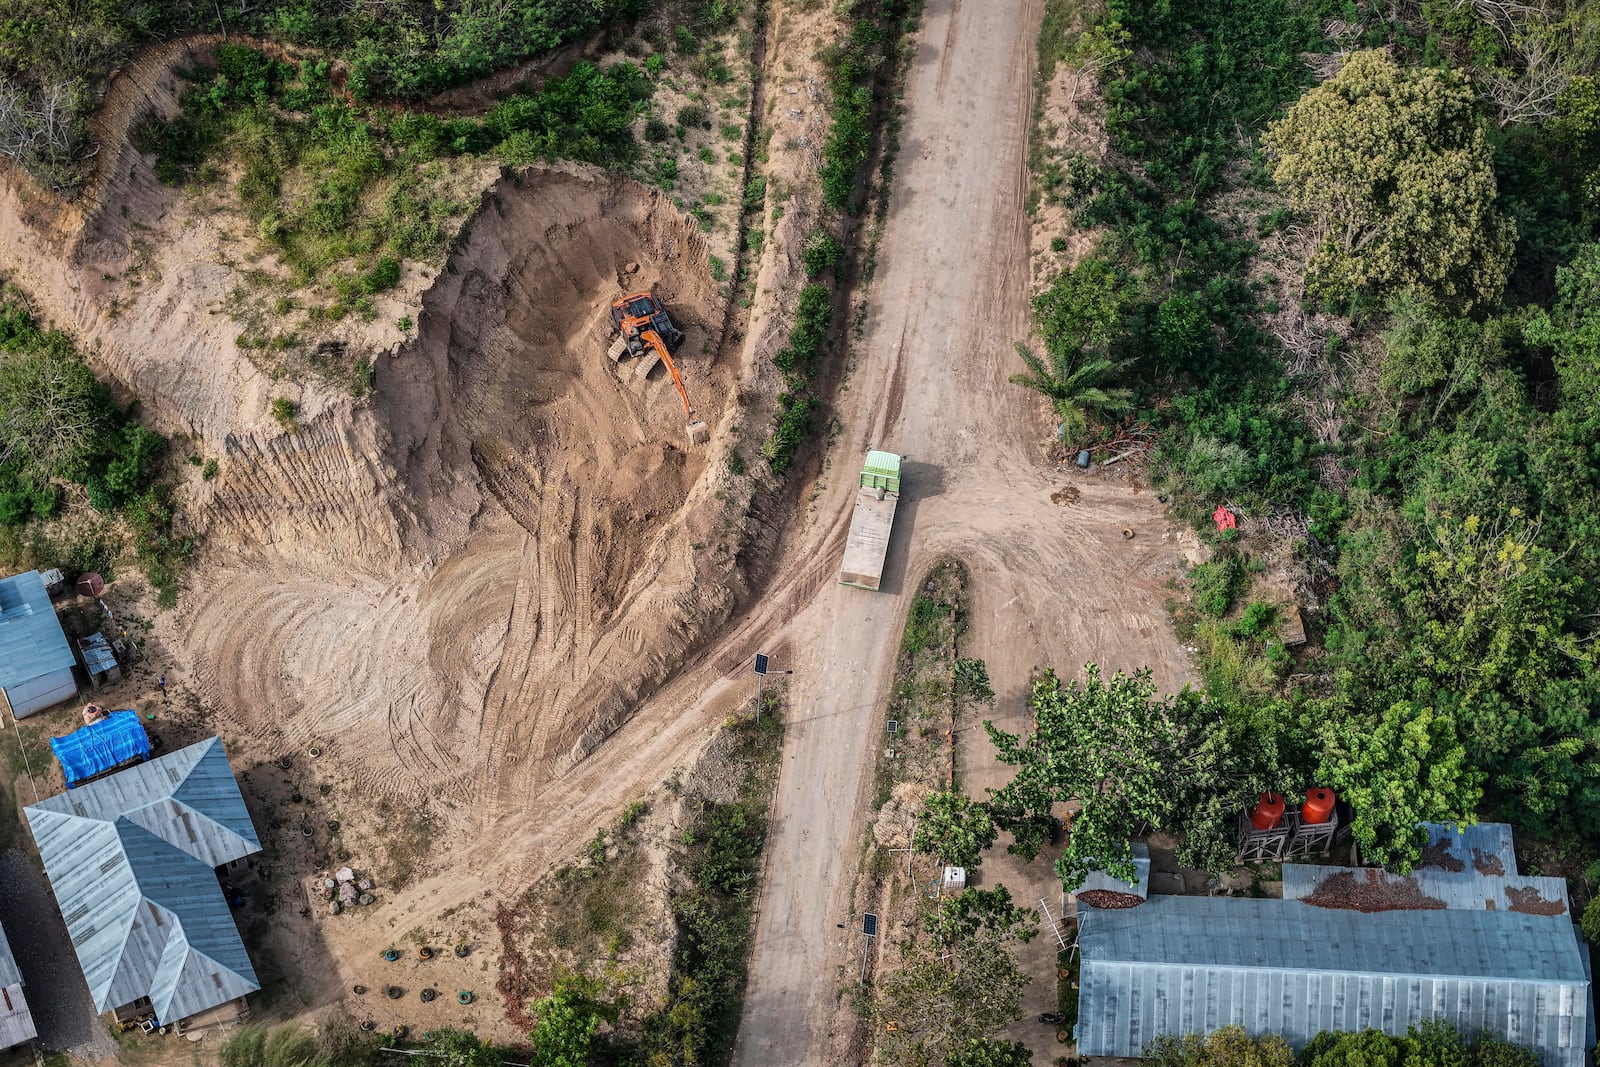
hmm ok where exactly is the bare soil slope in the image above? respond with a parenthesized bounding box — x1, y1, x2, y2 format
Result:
(185, 169, 737, 815)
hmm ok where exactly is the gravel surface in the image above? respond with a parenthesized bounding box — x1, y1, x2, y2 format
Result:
(1506, 885, 1566, 916)
(1303, 869, 1445, 912)
(1417, 838, 1465, 872)
(1473, 848, 1506, 876)
(0, 849, 115, 1058)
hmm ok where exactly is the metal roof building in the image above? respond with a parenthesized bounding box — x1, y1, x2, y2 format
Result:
(0, 570, 76, 718)
(1078, 894, 1591, 1067)
(24, 737, 262, 1027)
(0, 916, 37, 1050)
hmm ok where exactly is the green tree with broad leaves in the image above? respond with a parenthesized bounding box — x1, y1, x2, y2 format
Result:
(1317, 701, 1483, 870)
(985, 665, 1267, 888)
(915, 790, 998, 870)
(1526, 242, 1600, 433)
(946, 1037, 1034, 1067)
(1263, 50, 1515, 309)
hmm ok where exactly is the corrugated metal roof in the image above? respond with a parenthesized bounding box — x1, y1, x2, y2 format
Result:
(24, 737, 262, 1025)
(0, 920, 19, 989)
(1283, 865, 1570, 917)
(1075, 842, 1151, 899)
(1418, 822, 1519, 877)
(0, 570, 74, 689)
(1078, 895, 1590, 1067)
(80, 632, 117, 676)
(0, 915, 34, 1050)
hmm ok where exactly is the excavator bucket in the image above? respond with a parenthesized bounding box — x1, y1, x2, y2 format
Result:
(687, 419, 710, 446)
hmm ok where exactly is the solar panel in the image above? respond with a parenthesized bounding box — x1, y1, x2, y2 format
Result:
(863, 913, 878, 937)
(887, 720, 898, 736)
(753, 653, 770, 676)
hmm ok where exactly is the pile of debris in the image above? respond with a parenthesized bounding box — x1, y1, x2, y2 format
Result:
(318, 867, 376, 914)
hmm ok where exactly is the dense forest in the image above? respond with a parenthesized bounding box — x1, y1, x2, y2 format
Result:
(995, 0, 1600, 879)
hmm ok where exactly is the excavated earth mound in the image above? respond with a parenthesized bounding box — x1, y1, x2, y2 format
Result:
(184, 169, 737, 816)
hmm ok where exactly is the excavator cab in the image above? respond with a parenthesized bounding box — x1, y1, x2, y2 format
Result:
(607, 291, 708, 446)
(610, 292, 685, 351)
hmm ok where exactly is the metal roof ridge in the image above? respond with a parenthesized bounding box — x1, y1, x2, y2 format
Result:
(1090, 956, 1591, 988)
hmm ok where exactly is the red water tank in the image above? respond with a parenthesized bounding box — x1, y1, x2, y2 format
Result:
(76, 572, 104, 597)
(1249, 792, 1285, 831)
(1302, 787, 1336, 825)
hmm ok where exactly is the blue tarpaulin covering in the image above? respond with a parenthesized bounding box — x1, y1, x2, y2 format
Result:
(52, 710, 151, 788)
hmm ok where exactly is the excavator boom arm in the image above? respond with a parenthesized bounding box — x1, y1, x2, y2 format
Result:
(640, 329, 696, 420)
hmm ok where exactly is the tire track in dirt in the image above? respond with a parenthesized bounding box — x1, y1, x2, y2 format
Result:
(733, 0, 1196, 1060)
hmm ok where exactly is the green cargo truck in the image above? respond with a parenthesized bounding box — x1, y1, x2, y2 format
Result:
(839, 451, 901, 590)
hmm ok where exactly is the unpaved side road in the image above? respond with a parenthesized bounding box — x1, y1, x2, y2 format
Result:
(734, 0, 1196, 1061)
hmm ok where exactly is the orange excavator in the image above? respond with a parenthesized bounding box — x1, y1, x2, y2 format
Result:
(607, 291, 710, 446)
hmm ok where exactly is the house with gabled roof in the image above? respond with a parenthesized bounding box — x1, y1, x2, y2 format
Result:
(0, 916, 37, 1050)
(0, 570, 76, 718)
(1076, 823, 1593, 1067)
(24, 736, 262, 1030)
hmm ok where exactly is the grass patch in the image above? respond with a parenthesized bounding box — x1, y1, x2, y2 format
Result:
(872, 559, 975, 808)
(619, 704, 785, 1067)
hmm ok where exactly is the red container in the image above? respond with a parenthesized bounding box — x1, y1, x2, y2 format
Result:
(1249, 792, 1285, 831)
(1302, 787, 1336, 825)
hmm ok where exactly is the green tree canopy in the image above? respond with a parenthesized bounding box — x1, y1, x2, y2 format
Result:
(1263, 50, 1515, 308)
(1317, 701, 1484, 869)
(874, 892, 1035, 1067)
(1525, 242, 1600, 434)
(985, 665, 1265, 888)
(916, 790, 999, 870)
(1143, 1025, 1295, 1067)
(927, 887, 1037, 947)
(946, 1037, 1034, 1067)
(1008, 344, 1134, 447)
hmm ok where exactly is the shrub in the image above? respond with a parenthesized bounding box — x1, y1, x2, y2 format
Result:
(359, 256, 401, 294)
(270, 397, 299, 431)
(1582, 894, 1600, 944)
(1191, 553, 1247, 618)
(742, 175, 767, 213)
(202, 458, 219, 480)
(802, 229, 845, 277)
(87, 424, 166, 511)
(645, 116, 670, 142)
(677, 103, 708, 129)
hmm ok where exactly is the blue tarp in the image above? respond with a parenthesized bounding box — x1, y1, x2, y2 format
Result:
(51, 710, 151, 788)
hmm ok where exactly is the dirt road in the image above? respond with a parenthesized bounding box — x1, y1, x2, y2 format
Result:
(733, 0, 1194, 1060)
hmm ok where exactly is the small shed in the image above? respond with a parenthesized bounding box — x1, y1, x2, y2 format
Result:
(51, 710, 151, 788)
(0, 570, 76, 718)
(78, 632, 121, 687)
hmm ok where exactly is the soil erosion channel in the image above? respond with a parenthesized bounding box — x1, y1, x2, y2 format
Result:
(732, 0, 1193, 1060)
